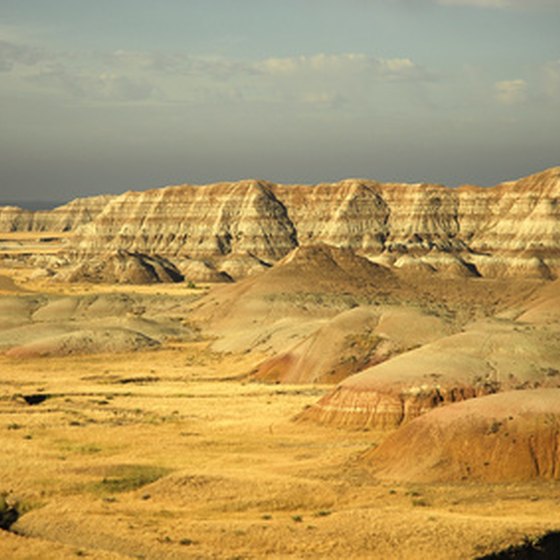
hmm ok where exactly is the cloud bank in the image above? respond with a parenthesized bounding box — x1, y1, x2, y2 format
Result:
(1, 43, 434, 107)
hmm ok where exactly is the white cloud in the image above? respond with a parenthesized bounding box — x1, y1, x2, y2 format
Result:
(255, 53, 430, 82)
(110, 49, 164, 70)
(6, 43, 431, 110)
(300, 91, 347, 109)
(494, 79, 527, 105)
(381, 58, 414, 73)
(257, 53, 373, 75)
(438, 0, 506, 6)
(28, 64, 86, 97)
(96, 73, 157, 101)
(109, 49, 254, 81)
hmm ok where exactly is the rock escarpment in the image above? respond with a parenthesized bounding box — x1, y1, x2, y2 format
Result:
(70, 181, 299, 279)
(1, 167, 559, 280)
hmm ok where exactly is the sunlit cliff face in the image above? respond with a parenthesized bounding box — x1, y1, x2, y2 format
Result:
(1, 168, 558, 282)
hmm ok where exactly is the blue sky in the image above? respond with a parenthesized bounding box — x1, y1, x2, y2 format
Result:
(1, 0, 559, 201)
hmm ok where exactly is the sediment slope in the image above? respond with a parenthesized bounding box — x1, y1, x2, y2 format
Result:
(190, 244, 397, 354)
(365, 389, 560, 482)
(298, 320, 560, 429)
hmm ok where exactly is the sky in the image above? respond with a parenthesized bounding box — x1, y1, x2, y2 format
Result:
(1, 0, 559, 202)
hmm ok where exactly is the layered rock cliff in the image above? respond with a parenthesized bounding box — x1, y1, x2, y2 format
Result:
(71, 181, 298, 264)
(0, 195, 114, 232)
(2, 167, 559, 280)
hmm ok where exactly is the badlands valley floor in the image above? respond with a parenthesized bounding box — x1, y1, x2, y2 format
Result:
(0, 232, 560, 559)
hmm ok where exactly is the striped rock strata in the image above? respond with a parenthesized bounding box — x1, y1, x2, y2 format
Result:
(0, 195, 113, 233)
(297, 321, 560, 430)
(1, 167, 559, 280)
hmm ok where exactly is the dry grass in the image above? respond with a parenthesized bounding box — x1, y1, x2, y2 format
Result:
(0, 343, 559, 559)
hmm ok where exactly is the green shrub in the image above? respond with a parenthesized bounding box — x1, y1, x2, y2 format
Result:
(91, 465, 169, 494)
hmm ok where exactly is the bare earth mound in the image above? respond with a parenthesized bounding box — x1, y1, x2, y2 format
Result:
(266, 243, 396, 293)
(516, 279, 560, 325)
(5, 327, 160, 358)
(298, 321, 560, 429)
(56, 250, 184, 284)
(192, 243, 398, 354)
(365, 389, 560, 482)
(200, 243, 397, 311)
(0, 297, 36, 330)
(176, 258, 233, 283)
(0, 293, 192, 357)
(252, 306, 382, 384)
(252, 306, 453, 384)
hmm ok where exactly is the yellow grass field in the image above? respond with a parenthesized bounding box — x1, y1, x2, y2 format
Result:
(1, 341, 559, 559)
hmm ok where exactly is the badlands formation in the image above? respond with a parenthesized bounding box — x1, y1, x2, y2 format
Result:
(0, 166, 558, 281)
(0, 167, 559, 559)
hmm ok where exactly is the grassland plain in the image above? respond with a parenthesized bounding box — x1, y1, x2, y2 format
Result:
(0, 336, 559, 559)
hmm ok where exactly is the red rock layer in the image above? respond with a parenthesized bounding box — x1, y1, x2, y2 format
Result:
(298, 382, 498, 430)
(297, 325, 560, 429)
(365, 389, 560, 482)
